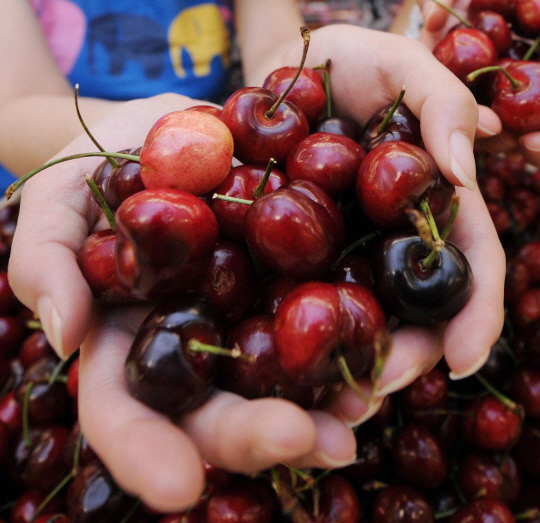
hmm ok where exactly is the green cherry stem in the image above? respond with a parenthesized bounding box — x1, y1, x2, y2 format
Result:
(333, 231, 379, 268)
(377, 86, 406, 134)
(420, 199, 441, 243)
(406, 209, 437, 250)
(435, 508, 459, 520)
(474, 372, 520, 412)
(314, 59, 332, 118)
(85, 175, 116, 232)
(6, 151, 140, 200)
(265, 27, 310, 119)
(440, 195, 460, 242)
(23, 382, 34, 447)
(515, 509, 540, 520)
(253, 158, 277, 199)
(337, 353, 370, 403)
(74, 84, 118, 168)
(25, 319, 43, 330)
(32, 471, 74, 521)
(187, 339, 255, 363)
(430, 0, 472, 27)
(119, 499, 142, 523)
(524, 36, 540, 61)
(212, 193, 253, 205)
(466, 66, 522, 89)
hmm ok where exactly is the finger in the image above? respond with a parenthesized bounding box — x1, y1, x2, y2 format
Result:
(444, 187, 505, 379)
(9, 172, 98, 358)
(519, 132, 540, 167)
(477, 105, 502, 138)
(475, 130, 519, 155)
(422, 0, 460, 33)
(79, 305, 206, 513)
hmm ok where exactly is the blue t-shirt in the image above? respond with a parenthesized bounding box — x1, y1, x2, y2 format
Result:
(0, 0, 234, 190)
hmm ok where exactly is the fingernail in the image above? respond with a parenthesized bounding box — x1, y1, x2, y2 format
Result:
(477, 123, 498, 137)
(312, 450, 357, 469)
(520, 133, 540, 152)
(345, 396, 384, 428)
(36, 295, 65, 358)
(375, 366, 422, 398)
(449, 352, 489, 380)
(450, 131, 476, 191)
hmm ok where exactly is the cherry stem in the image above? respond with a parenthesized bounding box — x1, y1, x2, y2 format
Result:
(474, 372, 519, 412)
(187, 339, 255, 363)
(371, 330, 393, 392)
(74, 84, 118, 168)
(362, 481, 389, 491)
(72, 430, 84, 475)
(33, 470, 74, 521)
(25, 319, 42, 330)
(524, 37, 540, 61)
(440, 195, 460, 242)
(253, 158, 277, 199)
(6, 151, 140, 200)
(447, 390, 488, 400)
(466, 66, 522, 89)
(85, 174, 116, 232)
(414, 408, 472, 417)
(284, 466, 314, 486)
(407, 209, 437, 248)
(515, 509, 540, 520)
(336, 354, 370, 403)
(435, 508, 459, 520)
(265, 27, 311, 119)
(333, 231, 379, 268)
(23, 382, 34, 447)
(377, 86, 407, 134)
(119, 499, 142, 523)
(314, 59, 332, 118)
(430, 0, 471, 27)
(212, 193, 253, 205)
(420, 199, 445, 270)
(497, 336, 518, 364)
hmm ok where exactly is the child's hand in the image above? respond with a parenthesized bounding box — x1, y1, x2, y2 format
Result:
(7, 27, 505, 512)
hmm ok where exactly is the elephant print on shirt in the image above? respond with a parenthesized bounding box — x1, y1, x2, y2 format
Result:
(88, 13, 167, 79)
(168, 3, 230, 79)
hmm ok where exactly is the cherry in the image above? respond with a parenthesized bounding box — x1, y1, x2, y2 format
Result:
(218, 315, 318, 408)
(510, 367, 540, 417)
(16, 356, 69, 425)
(513, 486, 540, 523)
(509, 188, 538, 230)
(18, 332, 52, 370)
(211, 164, 287, 241)
(392, 423, 448, 489)
(401, 368, 448, 424)
(340, 436, 385, 483)
(360, 104, 422, 152)
(125, 297, 227, 418)
(372, 486, 434, 523)
(66, 358, 79, 400)
(107, 147, 145, 203)
(244, 180, 345, 279)
(517, 242, 540, 284)
(91, 151, 125, 211)
(463, 395, 522, 451)
(0, 317, 26, 360)
(357, 141, 454, 230)
(185, 105, 223, 119)
(140, 110, 234, 195)
(516, 0, 540, 35)
(470, 0, 515, 17)
(0, 391, 22, 433)
(34, 516, 69, 523)
(314, 117, 362, 141)
(485, 153, 525, 187)
(285, 133, 365, 197)
(0, 201, 19, 258)
(0, 272, 18, 314)
(263, 66, 326, 124)
(477, 341, 514, 387)
(67, 463, 134, 523)
(514, 288, 540, 328)
(0, 420, 8, 465)
(77, 230, 131, 302)
(505, 259, 530, 303)
(63, 422, 97, 470)
(513, 319, 540, 369)
(506, 40, 540, 60)
(328, 254, 374, 290)
(274, 281, 386, 385)
(160, 509, 206, 523)
(10, 426, 69, 492)
(115, 188, 218, 300)
(365, 395, 395, 431)
(198, 239, 257, 325)
(433, 29, 497, 85)
(515, 422, 540, 478)
(304, 475, 361, 523)
(458, 452, 522, 504)
(472, 11, 512, 55)
(480, 175, 506, 202)
(487, 202, 512, 236)
(206, 479, 274, 523)
(450, 498, 514, 523)
(10, 491, 62, 523)
(258, 276, 298, 315)
(372, 234, 473, 325)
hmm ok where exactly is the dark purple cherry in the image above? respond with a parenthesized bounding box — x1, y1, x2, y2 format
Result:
(339, 436, 385, 483)
(10, 491, 62, 523)
(515, 422, 540, 479)
(327, 254, 374, 290)
(125, 297, 227, 419)
(450, 498, 514, 523)
(0, 271, 19, 314)
(0, 316, 26, 360)
(401, 368, 448, 425)
(372, 486, 434, 523)
(18, 331, 53, 370)
(513, 318, 540, 369)
(505, 258, 530, 303)
(372, 234, 473, 325)
(511, 367, 540, 417)
(314, 117, 362, 141)
(63, 422, 98, 469)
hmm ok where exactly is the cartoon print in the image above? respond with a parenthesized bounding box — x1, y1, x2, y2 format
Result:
(168, 3, 230, 79)
(88, 13, 167, 79)
(30, 0, 86, 75)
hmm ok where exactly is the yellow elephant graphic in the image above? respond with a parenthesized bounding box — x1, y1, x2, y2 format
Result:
(168, 3, 230, 78)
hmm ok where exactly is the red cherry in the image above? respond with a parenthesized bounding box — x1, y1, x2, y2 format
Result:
(218, 315, 319, 408)
(263, 66, 326, 124)
(470, 0, 515, 17)
(108, 147, 145, 203)
(514, 288, 540, 328)
(0, 391, 22, 433)
(458, 452, 522, 504)
(472, 11, 512, 54)
(485, 154, 525, 187)
(274, 281, 386, 384)
(513, 319, 540, 369)
(511, 367, 540, 417)
(401, 368, 448, 424)
(515, 422, 540, 478)
(211, 164, 287, 241)
(67, 357, 79, 400)
(184, 105, 223, 120)
(480, 175, 506, 201)
(509, 188, 538, 228)
(517, 242, 540, 283)
(258, 276, 299, 315)
(433, 29, 497, 85)
(286, 133, 365, 197)
(115, 188, 218, 300)
(487, 202, 512, 235)
(0, 317, 26, 360)
(18, 331, 53, 370)
(516, 0, 540, 35)
(372, 486, 434, 523)
(140, 111, 234, 195)
(34, 516, 69, 523)
(244, 180, 345, 279)
(0, 271, 18, 314)
(450, 498, 514, 523)
(505, 258, 530, 303)
(10, 491, 62, 523)
(357, 141, 454, 230)
(463, 396, 522, 451)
